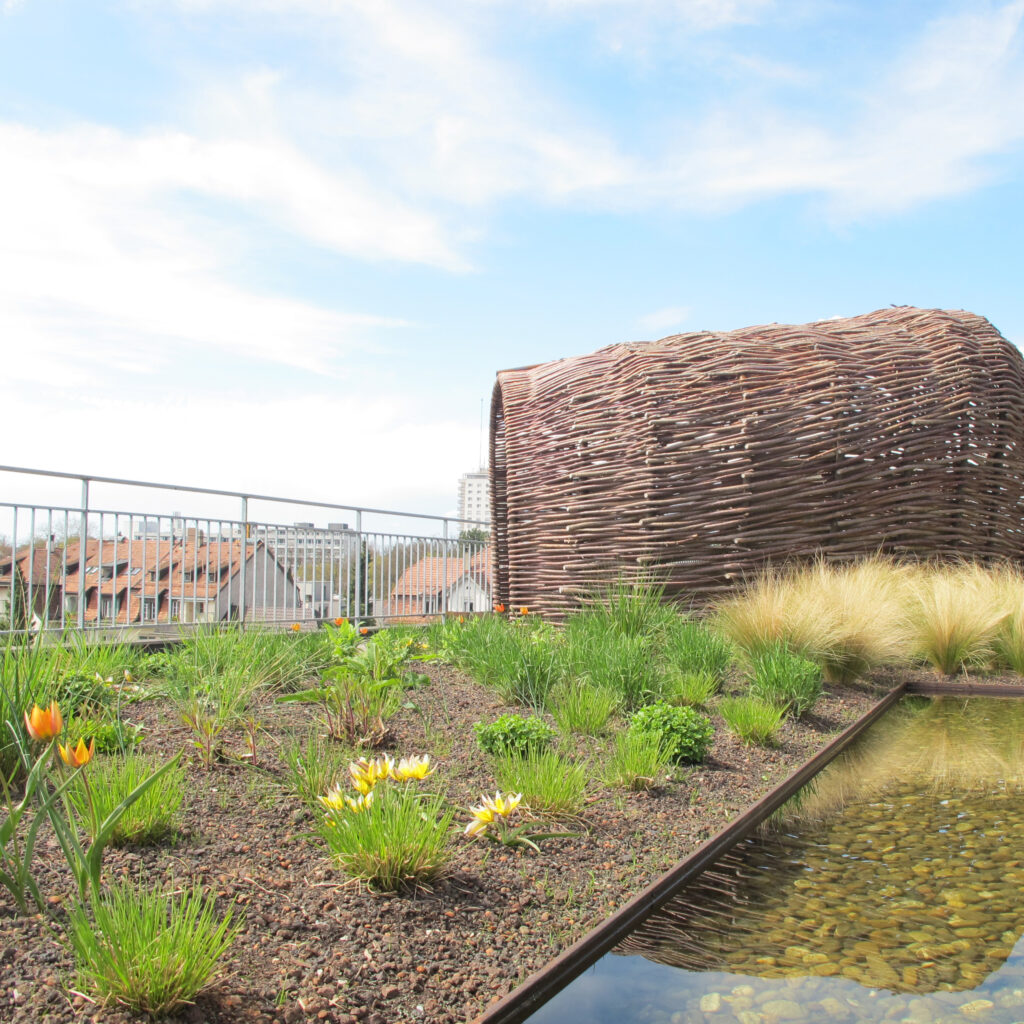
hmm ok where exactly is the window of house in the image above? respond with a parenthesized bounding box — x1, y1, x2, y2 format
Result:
(142, 597, 156, 620)
(183, 571, 195, 583)
(64, 594, 79, 615)
(170, 599, 180, 619)
(99, 595, 117, 618)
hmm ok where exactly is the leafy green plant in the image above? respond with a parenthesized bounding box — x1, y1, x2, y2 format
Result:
(68, 753, 185, 845)
(67, 878, 241, 1016)
(547, 679, 618, 735)
(64, 709, 143, 754)
(603, 729, 672, 791)
(0, 734, 78, 914)
(659, 671, 720, 708)
(278, 669, 401, 746)
(719, 696, 786, 746)
(181, 703, 224, 769)
(319, 784, 453, 891)
(628, 701, 714, 764)
(749, 643, 823, 718)
(474, 713, 555, 758)
(493, 750, 587, 818)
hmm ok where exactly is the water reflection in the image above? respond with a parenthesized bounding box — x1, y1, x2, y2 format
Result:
(528, 699, 1024, 1023)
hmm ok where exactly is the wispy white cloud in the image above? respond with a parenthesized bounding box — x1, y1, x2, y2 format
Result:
(0, 119, 427, 389)
(637, 305, 692, 333)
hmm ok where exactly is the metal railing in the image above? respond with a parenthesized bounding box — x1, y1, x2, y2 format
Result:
(0, 465, 491, 639)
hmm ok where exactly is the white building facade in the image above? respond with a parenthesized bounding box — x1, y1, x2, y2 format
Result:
(457, 469, 491, 526)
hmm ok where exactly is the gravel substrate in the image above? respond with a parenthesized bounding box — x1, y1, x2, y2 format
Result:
(0, 661, 896, 1024)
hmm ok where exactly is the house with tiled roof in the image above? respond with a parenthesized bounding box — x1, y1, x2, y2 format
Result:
(58, 536, 304, 628)
(383, 548, 491, 619)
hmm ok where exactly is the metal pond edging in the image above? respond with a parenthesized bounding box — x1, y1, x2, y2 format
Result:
(473, 682, 909, 1024)
(906, 679, 1024, 698)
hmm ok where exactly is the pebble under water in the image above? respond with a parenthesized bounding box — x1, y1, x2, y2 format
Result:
(528, 699, 1024, 1024)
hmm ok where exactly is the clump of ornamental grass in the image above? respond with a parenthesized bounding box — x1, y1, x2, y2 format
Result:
(907, 563, 1008, 675)
(562, 623, 662, 710)
(793, 557, 913, 683)
(658, 670, 719, 708)
(68, 753, 186, 846)
(547, 679, 619, 736)
(718, 696, 786, 747)
(602, 729, 673, 791)
(662, 618, 734, 683)
(318, 754, 452, 891)
(493, 749, 587, 818)
(714, 567, 842, 667)
(67, 878, 241, 1016)
(281, 730, 356, 809)
(983, 562, 1024, 674)
(578, 575, 677, 640)
(748, 642, 823, 718)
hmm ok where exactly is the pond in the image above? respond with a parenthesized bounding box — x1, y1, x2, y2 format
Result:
(527, 698, 1024, 1024)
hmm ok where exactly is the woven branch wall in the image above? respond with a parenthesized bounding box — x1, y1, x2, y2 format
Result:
(490, 307, 1024, 618)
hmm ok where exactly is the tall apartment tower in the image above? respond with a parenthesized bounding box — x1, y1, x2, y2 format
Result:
(457, 468, 491, 525)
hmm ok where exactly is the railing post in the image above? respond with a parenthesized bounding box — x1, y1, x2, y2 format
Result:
(238, 496, 248, 628)
(441, 519, 449, 624)
(353, 510, 362, 629)
(77, 477, 88, 631)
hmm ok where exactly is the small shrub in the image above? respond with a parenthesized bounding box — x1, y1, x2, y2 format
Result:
(659, 671, 719, 708)
(320, 785, 453, 891)
(749, 643, 823, 718)
(603, 729, 672, 791)
(67, 879, 241, 1016)
(547, 680, 618, 735)
(474, 714, 555, 758)
(578, 576, 676, 639)
(69, 754, 185, 845)
(628, 701, 714, 764)
(493, 749, 587, 818)
(719, 696, 785, 746)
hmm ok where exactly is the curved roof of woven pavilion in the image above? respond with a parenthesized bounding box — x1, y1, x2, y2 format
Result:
(490, 307, 1024, 618)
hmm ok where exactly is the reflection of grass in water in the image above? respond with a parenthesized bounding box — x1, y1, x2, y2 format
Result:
(773, 697, 1024, 825)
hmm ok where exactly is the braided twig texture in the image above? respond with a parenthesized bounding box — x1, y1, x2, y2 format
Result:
(490, 307, 1024, 618)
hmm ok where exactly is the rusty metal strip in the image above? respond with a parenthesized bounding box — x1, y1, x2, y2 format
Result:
(473, 683, 908, 1024)
(906, 679, 1024, 697)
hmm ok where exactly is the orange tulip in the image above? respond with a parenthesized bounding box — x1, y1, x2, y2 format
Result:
(494, 604, 506, 614)
(24, 702, 62, 742)
(519, 606, 529, 616)
(291, 623, 301, 633)
(59, 737, 94, 768)
(458, 615, 465, 623)
(334, 617, 347, 627)
(359, 627, 370, 635)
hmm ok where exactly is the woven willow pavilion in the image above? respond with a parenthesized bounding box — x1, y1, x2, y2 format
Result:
(489, 306, 1024, 618)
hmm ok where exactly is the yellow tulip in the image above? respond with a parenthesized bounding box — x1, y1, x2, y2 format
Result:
(24, 701, 62, 742)
(59, 737, 95, 768)
(392, 755, 432, 781)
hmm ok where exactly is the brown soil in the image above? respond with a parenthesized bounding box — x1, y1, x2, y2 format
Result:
(0, 662, 901, 1024)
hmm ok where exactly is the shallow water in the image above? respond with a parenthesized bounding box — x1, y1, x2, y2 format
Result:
(529, 699, 1024, 1024)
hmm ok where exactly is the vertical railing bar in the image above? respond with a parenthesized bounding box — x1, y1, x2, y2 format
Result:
(238, 497, 248, 628)
(77, 478, 89, 632)
(354, 511, 362, 629)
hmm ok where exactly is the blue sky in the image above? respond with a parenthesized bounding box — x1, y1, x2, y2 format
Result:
(2, 0, 1023, 518)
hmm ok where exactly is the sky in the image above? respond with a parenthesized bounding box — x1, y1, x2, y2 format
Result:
(2, 0, 1023, 522)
